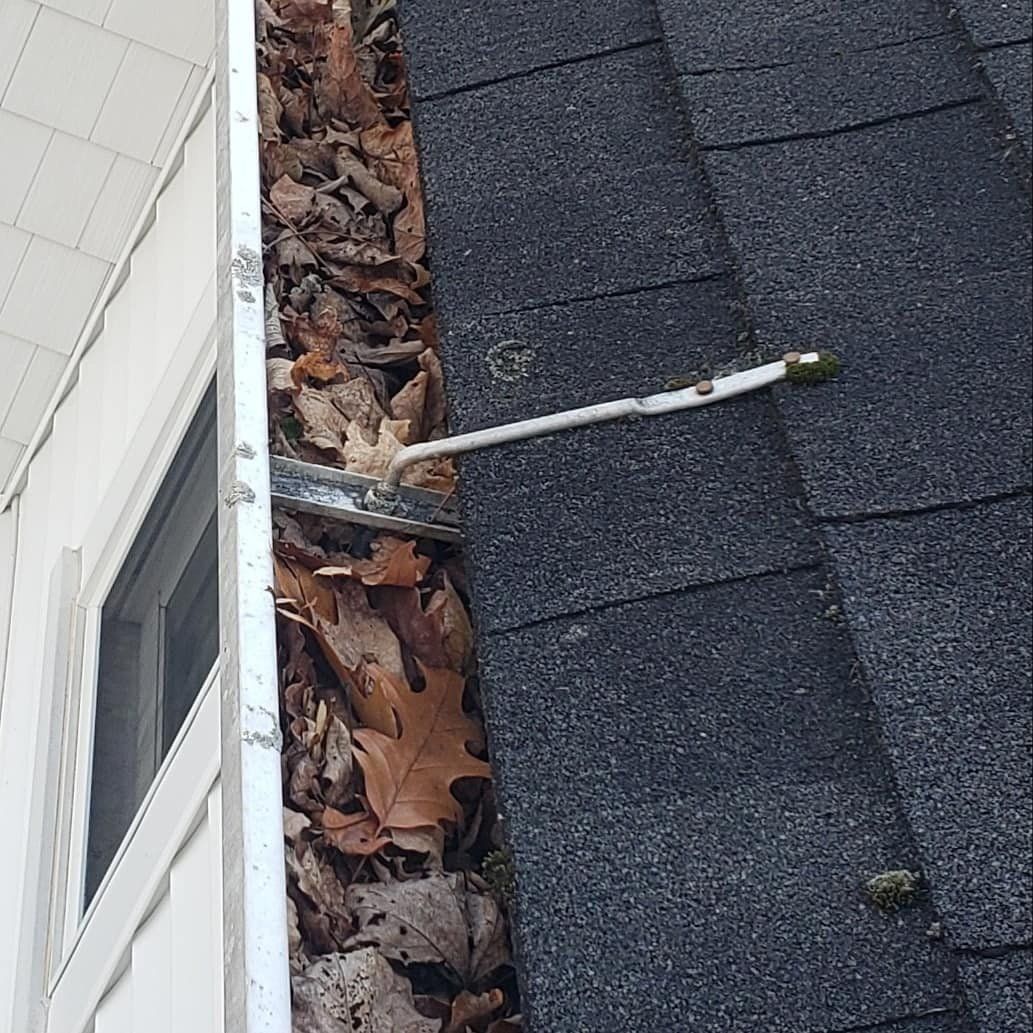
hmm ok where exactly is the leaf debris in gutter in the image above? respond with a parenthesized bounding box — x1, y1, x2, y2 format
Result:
(258, 1, 521, 1029)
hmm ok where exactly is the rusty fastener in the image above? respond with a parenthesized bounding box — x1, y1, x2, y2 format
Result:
(695, 379, 714, 395)
(782, 351, 802, 365)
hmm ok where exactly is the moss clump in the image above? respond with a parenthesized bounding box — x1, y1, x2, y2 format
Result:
(482, 849, 516, 905)
(785, 351, 841, 385)
(280, 415, 303, 441)
(865, 869, 921, 912)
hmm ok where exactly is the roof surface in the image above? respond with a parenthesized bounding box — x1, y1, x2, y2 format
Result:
(0, 0, 213, 490)
(399, 0, 1032, 1029)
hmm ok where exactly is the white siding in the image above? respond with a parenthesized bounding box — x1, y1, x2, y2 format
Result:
(0, 99, 222, 1033)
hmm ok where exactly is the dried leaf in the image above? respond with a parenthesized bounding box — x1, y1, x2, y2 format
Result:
(446, 989, 504, 1033)
(257, 73, 284, 142)
(293, 950, 441, 1033)
(332, 266, 423, 303)
(320, 715, 353, 806)
(293, 380, 385, 458)
(346, 873, 509, 986)
(322, 806, 391, 856)
(269, 357, 295, 392)
(284, 807, 312, 842)
(315, 536, 430, 588)
(485, 1020, 522, 1033)
(374, 574, 472, 672)
(314, 20, 383, 129)
(275, 556, 405, 684)
(353, 664, 490, 834)
(390, 370, 428, 439)
(292, 352, 347, 387)
(271, 174, 316, 223)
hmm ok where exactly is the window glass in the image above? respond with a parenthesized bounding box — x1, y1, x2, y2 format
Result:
(85, 384, 218, 906)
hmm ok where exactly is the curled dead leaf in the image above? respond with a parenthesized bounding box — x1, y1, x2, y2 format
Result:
(293, 950, 441, 1033)
(315, 535, 430, 588)
(321, 806, 391, 856)
(373, 574, 473, 672)
(346, 873, 510, 987)
(446, 989, 504, 1033)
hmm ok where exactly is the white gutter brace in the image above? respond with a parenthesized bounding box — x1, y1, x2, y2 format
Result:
(364, 351, 822, 514)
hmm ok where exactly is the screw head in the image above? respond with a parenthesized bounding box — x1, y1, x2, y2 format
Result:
(783, 350, 802, 365)
(695, 379, 714, 395)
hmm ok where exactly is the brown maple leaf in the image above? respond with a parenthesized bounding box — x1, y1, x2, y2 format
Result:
(353, 664, 490, 833)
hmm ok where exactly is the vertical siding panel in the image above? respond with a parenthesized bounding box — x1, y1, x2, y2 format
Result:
(0, 503, 17, 713)
(131, 893, 172, 1033)
(121, 231, 163, 439)
(2, 91, 222, 1033)
(180, 107, 218, 302)
(45, 389, 80, 560)
(0, 443, 54, 1026)
(93, 969, 132, 1033)
(169, 817, 218, 1033)
(72, 343, 106, 531)
(207, 783, 224, 1033)
(95, 281, 131, 460)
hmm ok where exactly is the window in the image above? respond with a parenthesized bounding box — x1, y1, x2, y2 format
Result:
(84, 384, 219, 905)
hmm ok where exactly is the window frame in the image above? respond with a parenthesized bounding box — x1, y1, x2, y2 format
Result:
(53, 338, 217, 968)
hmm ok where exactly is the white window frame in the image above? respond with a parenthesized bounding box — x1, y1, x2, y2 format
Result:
(54, 338, 217, 973)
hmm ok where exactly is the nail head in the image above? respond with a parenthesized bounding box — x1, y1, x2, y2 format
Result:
(695, 380, 714, 395)
(783, 351, 802, 365)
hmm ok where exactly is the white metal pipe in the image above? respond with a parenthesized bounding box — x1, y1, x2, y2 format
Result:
(367, 352, 819, 507)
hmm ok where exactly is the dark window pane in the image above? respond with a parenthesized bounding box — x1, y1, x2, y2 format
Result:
(85, 384, 218, 906)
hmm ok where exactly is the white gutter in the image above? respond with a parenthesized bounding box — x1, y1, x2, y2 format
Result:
(365, 351, 823, 511)
(214, 0, 292, 1029)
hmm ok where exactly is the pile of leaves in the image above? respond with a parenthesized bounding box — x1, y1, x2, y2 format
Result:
(257, 1, 520, 1030)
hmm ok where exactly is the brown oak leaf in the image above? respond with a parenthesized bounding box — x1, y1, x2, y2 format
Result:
(353, 664, 490, 834)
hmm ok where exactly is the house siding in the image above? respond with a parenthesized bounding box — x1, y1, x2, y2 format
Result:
(0, 99, 221, 1033)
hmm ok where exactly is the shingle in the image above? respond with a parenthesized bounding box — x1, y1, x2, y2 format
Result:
(980, 42, 1033, 152)
(705, 104, 1032, 297)
(843, 1017, 975, 1033)
(656, 0, 947, 73)
(439, 280, 742, 430)
(958, 952, 1033, 1033)
(442, 285, 817, 632)
(751, 269, 1032, 517)
(956, 0, 1033, 46)
(479, 569, 965, 1033)
(398, 0, 662, 98)
(414, 46, 720, 321)
(825, 498, 1033, 949)
(681, 37, 978, 148)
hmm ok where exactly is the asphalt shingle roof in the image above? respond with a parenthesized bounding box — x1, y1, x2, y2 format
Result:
(400, 0, 1033, 1028)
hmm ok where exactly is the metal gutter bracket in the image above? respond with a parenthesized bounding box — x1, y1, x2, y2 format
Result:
(272, 352, 836, 540)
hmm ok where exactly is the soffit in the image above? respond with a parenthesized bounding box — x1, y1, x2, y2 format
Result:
(0, 0, 214, 486)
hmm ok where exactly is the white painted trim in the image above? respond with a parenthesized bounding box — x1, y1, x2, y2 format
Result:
(0, 66, 217, 514)
(48, 667, 221, 1033)
(59, 330, 217, 954)
(215, 0, 292, 1028)
(0, 497, 19, 718)
(79, 308, 217, 606)
(10, 547, 82, 1033)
